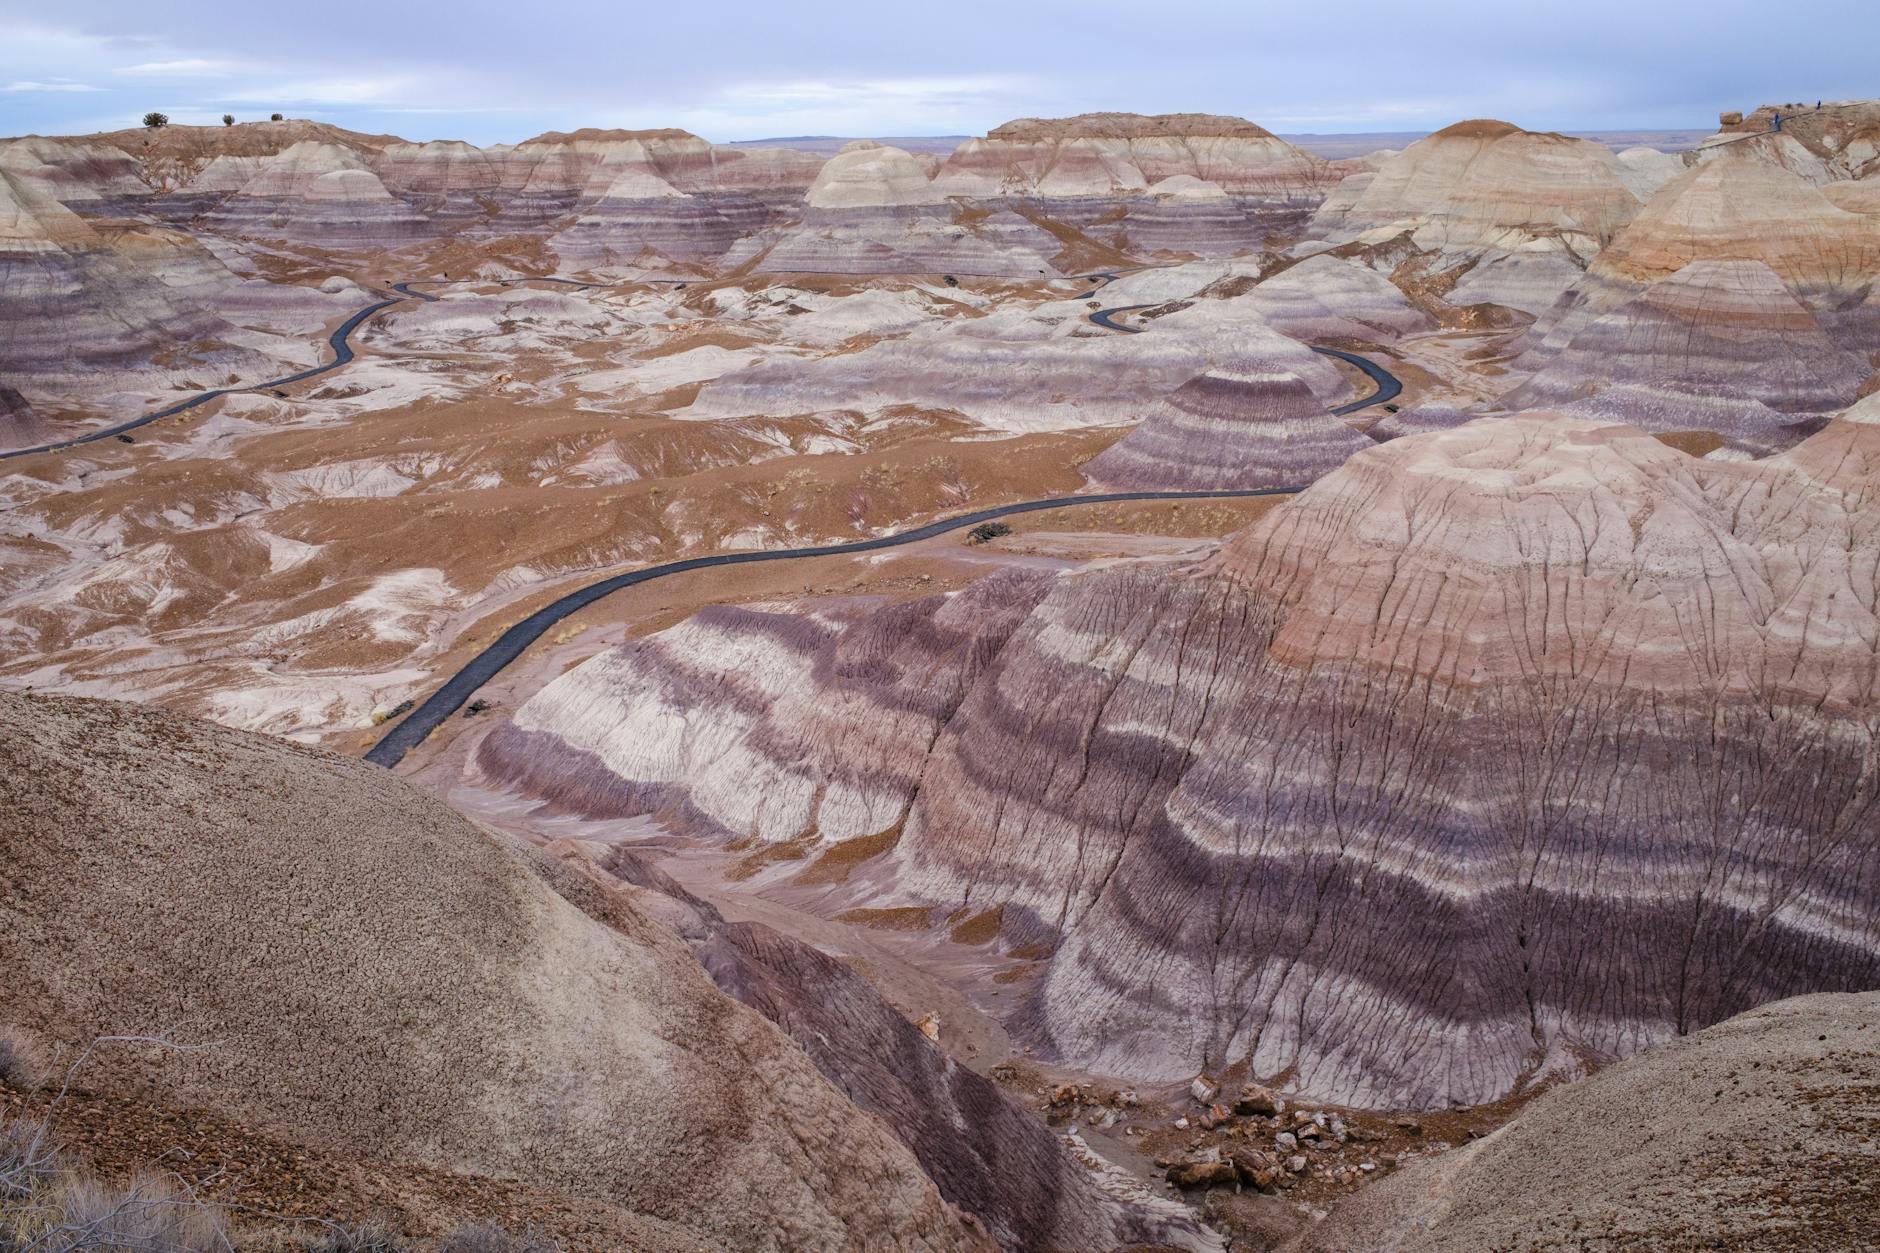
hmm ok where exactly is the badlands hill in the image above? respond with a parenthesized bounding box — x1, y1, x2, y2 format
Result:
(2, 95, 1879, 1249)
(478, 411, 1880, 1109)
(0, 689, 1211, 1251)
(1292, 990, 1880, 1250)
(1301, 117, 1658, 313)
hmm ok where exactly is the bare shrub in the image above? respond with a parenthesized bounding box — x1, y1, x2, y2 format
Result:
(0, 1116, 59, 1202)
(300, 1220, 410, 1252)
(434, 1220, 559, 1253)
(0, 1119, 233, 1252)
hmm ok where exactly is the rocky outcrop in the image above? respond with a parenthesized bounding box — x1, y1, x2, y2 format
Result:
(806, 141, 946, 209)
(1501, 258, 1868, 444)
(1243, 254, 1436, 340)
(1304, 120, 1647, 314)
(683, 295, 1348, 433)
(0, 690, 990, 1252)
(1291, 990, 1880, 1251)
(479, 415, 1880, 1110)
(750, 206, 1065, 277)
(205, 141, 430, 247)
(937, 114, 1337, 201)
(1710, 99, 1880, 179)
(1081, 367, 1371, 489)
(0, 168, 288, 436)
(581, 848, 1219, 1253)
(1512, 142, 1880, 421)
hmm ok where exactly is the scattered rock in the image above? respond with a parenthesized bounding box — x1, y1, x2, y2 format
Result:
(1275, 1132, 1298, 1153)
(1190, 1075, 1220, 1105)
(1166, 1156, 1237, 1189)
(1234, 1084, 1284, 1117)
(1198, 1102, 1233, 1130)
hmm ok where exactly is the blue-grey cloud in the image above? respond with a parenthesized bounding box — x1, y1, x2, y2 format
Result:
(0, 0, 1872, 143)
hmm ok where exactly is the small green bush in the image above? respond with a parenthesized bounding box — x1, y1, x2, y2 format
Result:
(221, 114, 234, 127)
(141, 112, 169, 129)
(966, 521, 1011, 546)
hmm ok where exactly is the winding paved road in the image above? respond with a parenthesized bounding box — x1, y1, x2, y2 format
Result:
(0, 294, 406, 461)
(1318, 347, 1402, 414)
(0, 263, 1400, 767)
(364, 486, 1306, 767)
(1084, 302, 1401, 414)
(0, 272, 1113, 464)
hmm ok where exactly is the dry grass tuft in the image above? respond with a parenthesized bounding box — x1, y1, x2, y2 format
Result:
(435, 1220, 559, 1253)
(0, 1117, 233, 1252)
(0, 1027, 42, 1091)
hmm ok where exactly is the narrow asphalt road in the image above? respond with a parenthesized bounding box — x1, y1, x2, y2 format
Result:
(364, 321, 1405, 768)
(1, 271, 1116, 464)
(0, 275, 655, 463)
(364, 486, 1305, 767)
(1085, 302, 1403, 414)
(0, 263, 1399, 769)
(0, 294, 406, 462)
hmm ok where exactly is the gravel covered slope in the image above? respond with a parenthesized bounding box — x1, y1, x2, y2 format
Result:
(0, 689, 988, 1252)
(1290, 990, 1880, 1251)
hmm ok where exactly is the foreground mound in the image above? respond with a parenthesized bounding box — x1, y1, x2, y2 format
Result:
(1291, 990, 1880, 1251)
(0, 690, 986, 1251)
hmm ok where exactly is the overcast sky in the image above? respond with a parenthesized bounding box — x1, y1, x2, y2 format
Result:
(2, 1, 1873, 144)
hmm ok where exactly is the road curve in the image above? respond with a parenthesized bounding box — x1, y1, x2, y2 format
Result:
(0, 275, 617, 463)
(1086, 303, 1403, 414)
(364, 485, 1303, 768)
(1317, 346, 1403, 414)
(0, 295, 405, 462)
(2, 271, 1126, 465)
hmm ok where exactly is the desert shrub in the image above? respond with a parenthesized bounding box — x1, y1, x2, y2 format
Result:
(270, 112, 284, 122)
(0, 1119, 231, 1252)
(141, 112, 169, 129)
(221, 114, 234, 127)
(301, 1220, 410, 1252)
(0, 1117, 58, 1203)
(435, 1220, 558, 1253)
(966, 521, 1011, 546)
